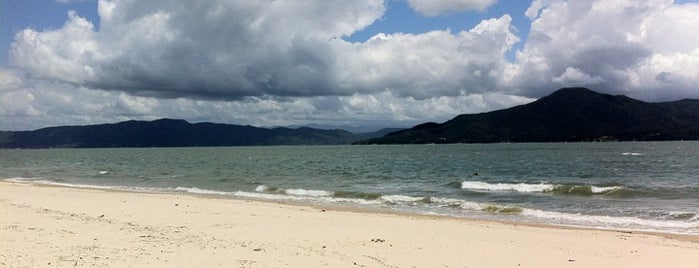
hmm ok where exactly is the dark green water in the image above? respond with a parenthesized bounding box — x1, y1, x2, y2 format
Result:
(2, 142, 698, 234)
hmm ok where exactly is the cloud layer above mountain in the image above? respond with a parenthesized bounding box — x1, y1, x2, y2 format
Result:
(3, 0, 699, 130)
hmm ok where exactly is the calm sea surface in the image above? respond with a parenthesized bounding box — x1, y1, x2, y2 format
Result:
(2, 142, 698, 234)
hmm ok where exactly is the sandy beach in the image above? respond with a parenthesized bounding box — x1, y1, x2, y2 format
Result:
(1, 181, 697, 267)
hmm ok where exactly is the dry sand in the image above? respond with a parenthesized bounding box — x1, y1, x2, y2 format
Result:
(1, 181, 698, 267)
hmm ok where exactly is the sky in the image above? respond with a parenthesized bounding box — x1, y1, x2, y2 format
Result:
(1, 0, 699, 131)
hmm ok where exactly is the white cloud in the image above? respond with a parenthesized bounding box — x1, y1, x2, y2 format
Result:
(11, 0, 387, 99)
(10, 0, 518, 102)
(11, 11, 98, 84)
(510, 0, 699, 100)
(552, 67, 605, 85)
(406, 0, 497, 16)
(334, 15, 517, 99)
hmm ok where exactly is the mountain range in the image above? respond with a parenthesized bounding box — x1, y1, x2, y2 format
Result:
(0, 119, 398, 148)
(2, 87, 698, 148)
(359, 87, 699, 144)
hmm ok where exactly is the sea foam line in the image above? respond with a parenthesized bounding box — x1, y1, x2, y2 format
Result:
(461, 181, 553, 192)
(520, 209, 699, 234)
(4, 177, 170, 193)
(460, 181, 624, 195)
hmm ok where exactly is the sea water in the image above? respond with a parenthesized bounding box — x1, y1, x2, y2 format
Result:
(2, 142, 698, 234)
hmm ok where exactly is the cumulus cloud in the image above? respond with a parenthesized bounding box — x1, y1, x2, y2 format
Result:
(12, 0, 387, 99)
(334, 15, 518, 99)
(10, 0, 518, 101)
(406, 0, 497, 16)
(510, 0, 699, 100)
(552, 67, 605, 85)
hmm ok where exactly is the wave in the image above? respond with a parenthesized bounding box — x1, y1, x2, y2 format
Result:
(549, 184, 630, 196)
(4, 177, 169, 193)
(285, 188, 334, 197)
(461, 181, 552, 193)
(333, 191, 382, 200)
(380, 195, 431, 204)
(249, 186, 524, 215)
(256, 185, 383, 200)
(460, 181, 629, 196)
(174, 187, 234, 196)
(521, 209, 698, 233)
(255, 184, 331, 197)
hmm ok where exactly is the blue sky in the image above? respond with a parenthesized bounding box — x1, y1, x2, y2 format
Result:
(1, 0, 699, 130)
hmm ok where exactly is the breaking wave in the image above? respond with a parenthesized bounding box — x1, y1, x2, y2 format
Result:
(460, 181, 629, 196)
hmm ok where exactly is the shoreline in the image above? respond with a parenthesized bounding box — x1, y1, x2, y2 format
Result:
(7, 180, 699, 241)
(2, 181, 698, 267)
(7, 177, 698, 237)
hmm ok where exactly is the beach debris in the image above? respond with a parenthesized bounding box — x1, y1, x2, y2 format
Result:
(370, 238, 385, 243)
(238, 260, 257, 266)
(252, 248, 264, 252)
(353, 262, 367, 267)
(98, 214, 105, 218)
(568, 259, 576, 262)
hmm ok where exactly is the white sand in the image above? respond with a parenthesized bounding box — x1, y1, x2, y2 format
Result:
(1, 181, 698, 267)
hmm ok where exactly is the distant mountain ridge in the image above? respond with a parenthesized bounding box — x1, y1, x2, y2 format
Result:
(0, 119, 393, 148)
(3, 88, 698, 148)
(359, 87, 699, 144)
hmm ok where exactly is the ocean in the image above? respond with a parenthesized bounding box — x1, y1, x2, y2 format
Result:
(2, 142, 698, 235)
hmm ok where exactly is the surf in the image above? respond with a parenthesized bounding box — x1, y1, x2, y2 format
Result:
(460, 181, 630, 196)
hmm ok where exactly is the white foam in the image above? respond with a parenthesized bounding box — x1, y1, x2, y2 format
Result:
(255, 185, 269, 192)
(622, 152, 643, 156)
(521, 209, 699, 234)
(233, 190, 300, 200)
(430, 197, 484, 210)
(461, 181, 554, 192)
(233, 189, 380, 206)
(590, 185, 624, 193)
(4, 177, 168, 193)
(5, 177, 41, 183)
(284, 188, 334, 197)
(380, 195, 425, 203)
(6, 177, 112, 190)
(174, 187, 234, 196)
